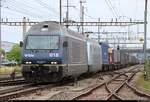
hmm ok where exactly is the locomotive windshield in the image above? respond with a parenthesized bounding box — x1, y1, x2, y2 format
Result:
(26, 35, 59, 50)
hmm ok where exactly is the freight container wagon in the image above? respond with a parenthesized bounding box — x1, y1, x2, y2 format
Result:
(125, 53, 129, 65)
(99, 42, 110, 71)
(108, 48, 114, 64)
(120, 50, 128, 68)
(120, 50, 126, 64)
(108, 48, 117, 70)
(100, 42, 109, 64)
(113, 49, 120, 64)
(128, 55, 134, 65)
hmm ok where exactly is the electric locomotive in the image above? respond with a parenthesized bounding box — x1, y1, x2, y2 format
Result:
(20, 21, 89, 83)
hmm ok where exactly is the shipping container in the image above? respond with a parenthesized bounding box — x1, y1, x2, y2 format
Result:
(108, 48, 114, 64)
(99, 42, 109, 64)
(128, 55, 133, 64)
(113, 49, 120, 64)
(120, 50, 126, 64)
(125, 53, 129, 64)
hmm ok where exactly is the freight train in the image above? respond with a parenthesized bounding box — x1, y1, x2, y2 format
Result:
(20, 21, 139, 83)
(100, 42, 139, 71)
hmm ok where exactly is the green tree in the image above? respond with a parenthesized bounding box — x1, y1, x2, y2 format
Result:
(6, 44, 21, 63)
(0, 48, 5, 56)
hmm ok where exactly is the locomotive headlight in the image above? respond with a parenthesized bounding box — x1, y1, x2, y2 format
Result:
(25, 62, 32, 64)
(51, 62, 57, 64)
(28, 62, 32, 64)
(25, 62, 29, 64)
(54, 62, 57, 64)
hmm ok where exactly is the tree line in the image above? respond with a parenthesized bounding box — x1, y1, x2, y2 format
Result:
(1, 44, 21, 64)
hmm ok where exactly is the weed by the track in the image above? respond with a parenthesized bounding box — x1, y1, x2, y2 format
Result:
(0, 66, 21, 75)
(136, 72, 150, 92)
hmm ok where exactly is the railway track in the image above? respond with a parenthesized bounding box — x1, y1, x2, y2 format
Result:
(0, 83, 56, 101)
(48, 73, 130, 100)
(73, 65, 149, 100)
(0, 84, 34, 96)
(0, 76, 23, 81)
(0, 79, 28, 86)
(0, 65, 145, 100)
(0, 68, 119, 101)
(48, 65, 149, 100)
(0, 77, 77, 101)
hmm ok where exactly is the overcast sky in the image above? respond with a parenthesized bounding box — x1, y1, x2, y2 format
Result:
(1, 0, 150, 48)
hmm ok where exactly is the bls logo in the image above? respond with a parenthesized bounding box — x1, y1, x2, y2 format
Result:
(49, 53, 59, 57)
(24, 54, 34, 58)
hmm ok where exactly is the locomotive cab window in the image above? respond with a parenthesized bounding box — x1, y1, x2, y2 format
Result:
(26, 35, 59, 50)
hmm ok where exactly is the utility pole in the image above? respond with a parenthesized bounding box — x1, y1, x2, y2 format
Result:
(66, 0, 69, 28)
(127, 25, 130, 49)
(80, 0, 82, 25)
(98, 18, 100, 43)
(60, 0, 62, 25)
(80, 0, 86, 35)
(22, 17, 27, 40)
(144, 0, 148, 80)
(137, 21, 139, 48)
(0, 0, 2, 68)
(63, 0, 75, 28)
(82, 5, 84, 35)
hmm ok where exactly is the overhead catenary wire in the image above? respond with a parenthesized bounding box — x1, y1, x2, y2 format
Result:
(74, 7, 97, 21)
(23, 0, 59, 17)
(3, 6, 45, 19)
(105, 0, 118, 18)
(8, 0, 42, 13)
(84, 7, 98, 21)
(3, 0, 56, 19)
(34, 0, 59, 16)
(2, 0, 97, 24)
(13, 0, 46, 13)
(107, 0, 119, 17)
(3, 4, 46, 19)
(4, 1, 47, 18)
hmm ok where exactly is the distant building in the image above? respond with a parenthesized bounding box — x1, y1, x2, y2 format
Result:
(2, 41, 17, 52)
